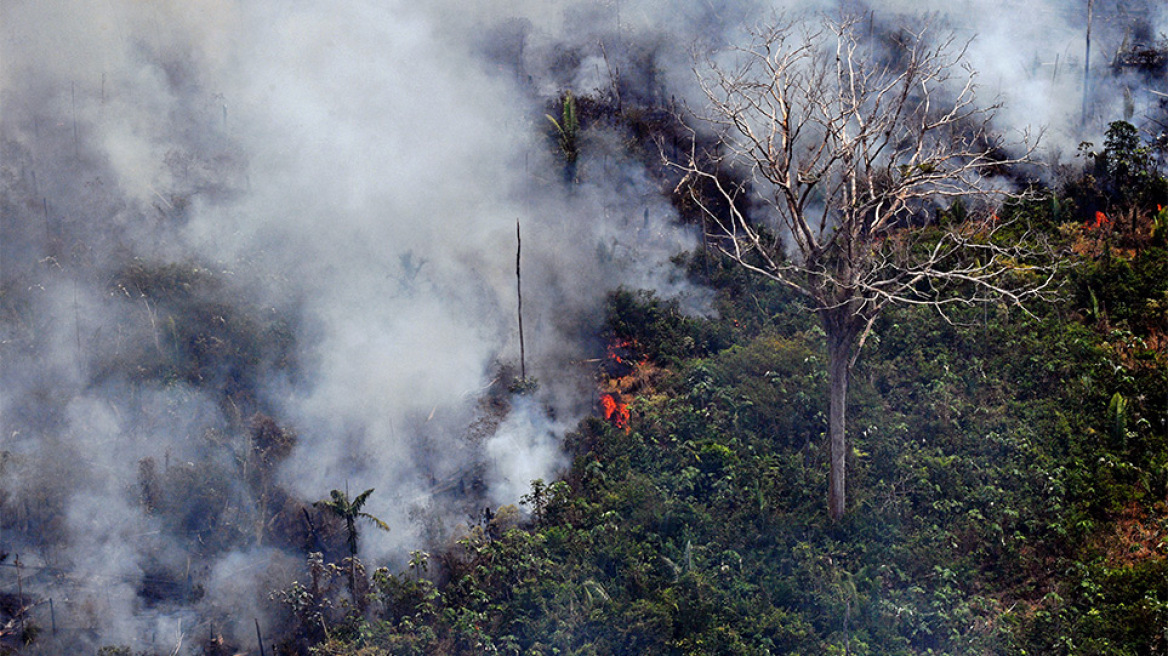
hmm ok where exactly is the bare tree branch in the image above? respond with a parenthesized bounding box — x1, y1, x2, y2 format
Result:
(670, 15, 1054, 521)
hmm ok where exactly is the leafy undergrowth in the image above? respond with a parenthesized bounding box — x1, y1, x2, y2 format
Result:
(281, 244, 1166, 655)
(289, 124, 1168, 655)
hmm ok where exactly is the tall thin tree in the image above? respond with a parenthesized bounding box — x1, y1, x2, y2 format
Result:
(1082, 0, 1095, 126)
(315, 488, 389, 598)
(517, 219, 527, 381)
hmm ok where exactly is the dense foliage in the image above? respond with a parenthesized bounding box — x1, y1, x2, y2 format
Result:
(268, 122, 1168, 656)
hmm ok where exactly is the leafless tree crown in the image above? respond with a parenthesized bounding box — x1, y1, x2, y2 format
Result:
(676, 16, 1055, 361)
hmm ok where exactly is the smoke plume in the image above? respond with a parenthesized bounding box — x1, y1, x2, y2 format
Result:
(1, 0, 1164, 652)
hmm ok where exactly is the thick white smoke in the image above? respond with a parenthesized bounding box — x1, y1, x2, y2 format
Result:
(2, 0, 712, 650)
(1, 0, 1164, 652)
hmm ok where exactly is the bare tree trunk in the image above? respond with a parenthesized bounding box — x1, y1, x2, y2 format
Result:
(827, 330, 851, 521)
(1082, 0, 1094, 127)
(516, 219, 526, 381)
(255, 618, 266, 656)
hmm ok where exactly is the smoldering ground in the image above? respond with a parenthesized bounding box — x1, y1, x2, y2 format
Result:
(1, 0, 1165, 652)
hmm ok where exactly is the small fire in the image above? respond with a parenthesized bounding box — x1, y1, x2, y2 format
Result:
(602, 337, 648, 379)
(606, 338, 646, 367)
(600, 393, 630, 431)
(1092, 210, 1110, 229)
(607, 338, 630, 359)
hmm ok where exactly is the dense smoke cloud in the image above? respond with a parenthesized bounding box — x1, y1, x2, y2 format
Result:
(870, 0, 1168, 153)
(1, 0, 1165, 652)
(2, 0, 711, 650)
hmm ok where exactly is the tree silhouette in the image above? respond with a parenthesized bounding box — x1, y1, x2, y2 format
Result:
(315, 488, 389, 605)
(315, 488, 389, 558)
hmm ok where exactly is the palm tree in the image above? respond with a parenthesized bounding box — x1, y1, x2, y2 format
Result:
(315, 487, 390, 606)
(315, 488, 389, 558)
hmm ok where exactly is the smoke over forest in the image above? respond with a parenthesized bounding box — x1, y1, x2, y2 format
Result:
(1, 0, 1166, 652)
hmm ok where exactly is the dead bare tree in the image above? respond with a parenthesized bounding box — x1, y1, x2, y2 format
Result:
(674, 17, 1056, 521)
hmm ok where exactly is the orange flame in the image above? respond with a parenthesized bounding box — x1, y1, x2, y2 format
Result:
(1093, 211, 1110, 229)
(600, 393, 630, 431)
(606, 338, 647, 367)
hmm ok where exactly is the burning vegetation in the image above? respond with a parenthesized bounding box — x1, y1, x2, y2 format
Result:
(594, 337, 645, 432)
(6, 1, 1168, 654)
(599, 393, 631, 431)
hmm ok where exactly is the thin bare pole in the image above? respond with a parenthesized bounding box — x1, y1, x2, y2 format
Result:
(74, 279, 83, 379)
(1082, 0, 1094, 127)
(15, 555, 25, 637)
(516, 219, 527, 381)
(255, 618, 266, 656)
(71, 82, 79, 157)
